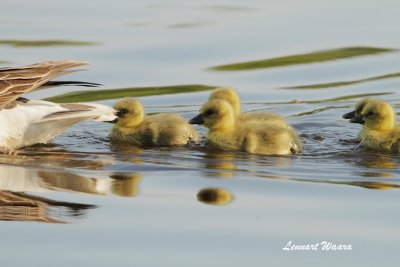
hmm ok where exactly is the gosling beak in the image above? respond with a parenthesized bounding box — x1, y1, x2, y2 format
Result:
(342, 110, 356, 119)
(350, 114, 365, 124)
(189, 114, 204, 125)
(116, 111, 124, 118)
(108, 118, 118, 123)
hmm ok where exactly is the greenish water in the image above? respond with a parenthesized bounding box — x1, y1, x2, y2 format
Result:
(1, 1, 400, 267)
(45, 84, 217, 103)
(0, 39, 97, 47)
(210, 47, 395, 71)
(284, 71, 400, 89)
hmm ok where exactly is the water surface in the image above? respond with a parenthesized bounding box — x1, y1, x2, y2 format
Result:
(1, 0, 400, 266)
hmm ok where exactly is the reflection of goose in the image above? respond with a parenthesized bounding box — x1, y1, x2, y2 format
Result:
(0, 61, 117, 152)
(0, 164, 107, 194)
(349, 100, 400, 153)
(0, 163, 142, 197)
(0, 190, 96, 223)
(197, 188, 233, 206)
(0, 150, 115, 170)
(190, 99, 301, 155)
(110, 98, 199, 146)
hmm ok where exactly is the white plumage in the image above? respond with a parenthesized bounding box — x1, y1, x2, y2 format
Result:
(0, 60, 117, 151)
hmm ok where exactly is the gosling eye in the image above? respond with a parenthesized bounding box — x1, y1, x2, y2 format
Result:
(204, 109, 215, 117)
(366, 111, 374, 116)
(117, 108, 129, 117)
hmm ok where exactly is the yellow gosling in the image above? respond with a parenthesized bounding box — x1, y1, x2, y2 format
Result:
(209, 87, 290, 128)
(350, 100, 400, 153)
(110, 98, 199, 146)
(189, 99, 302, 155)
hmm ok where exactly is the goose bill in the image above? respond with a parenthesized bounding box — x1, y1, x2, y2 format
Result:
(342, 110, 356, 119)
(189, 114, 204, 125)
(350, 115, 365, 124)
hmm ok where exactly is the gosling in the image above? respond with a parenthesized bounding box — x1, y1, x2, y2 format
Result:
(209, 87, 290, 128)
(189, 99, 302, 155)
(349, 100, 400, 153)
(110, 98, 199, 146)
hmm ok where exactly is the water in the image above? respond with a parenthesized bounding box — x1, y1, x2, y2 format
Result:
(1, 1, 400, 266)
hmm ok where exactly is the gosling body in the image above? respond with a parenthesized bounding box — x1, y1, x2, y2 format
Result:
(110, 98, 198, 147)
(209, 87, 290, 128)
(189, 99, 302, 155)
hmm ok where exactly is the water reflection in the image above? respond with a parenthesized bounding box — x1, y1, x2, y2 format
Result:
(201, 148, 294, 180)
(0, 161, 144, 223)
(110, 174, 142, 197)
(348, 181, 400, 190)
(110, 142, 143, 165)
(284, 71, 400, 90)
(197, 188, 233, 206)
(0, 147, 114, 171)
(354, 151, 399, 179)
(202, 150, 237, 178)
(0, 191, 95, 223)
(0, 162, 142, 197)
(210, 47, 394, 71)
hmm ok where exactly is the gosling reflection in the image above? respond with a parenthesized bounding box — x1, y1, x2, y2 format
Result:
(348, 181, 400, 190)
(356, 153, 398, 179)
(0, 191, 96, 223)
(202, 149, 293, 178)
(110, 142, 144, 164)
(197, 188, 233, 206)
(358, 155, 397, 169)
(110, 174, 142, 197)
(203, 150, 237, 178)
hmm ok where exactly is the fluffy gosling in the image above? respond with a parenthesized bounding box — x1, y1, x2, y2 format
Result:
(349, 100, 400, 153)
(189, 99, 302, 155)
(209, 87, 290, 128)
(109, 98, 198, 146)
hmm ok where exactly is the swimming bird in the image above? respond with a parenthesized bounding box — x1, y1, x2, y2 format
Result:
(109, 98, 199, 146)
(189, 99, 302, 155)
(349, 99, 400, 153)
(0, 60, 117, 153)
(209, 87, 290, 128)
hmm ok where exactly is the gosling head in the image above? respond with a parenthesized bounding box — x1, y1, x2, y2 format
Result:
(209, 87, 240, 119)
(189, 99, 235, 131)
(352, 101, 396, 131)
(343, 97, 376, 119)
(113, 98, 145, 128)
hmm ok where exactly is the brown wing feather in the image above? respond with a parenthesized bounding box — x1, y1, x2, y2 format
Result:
(0, 60, 88, 110)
